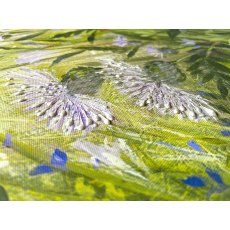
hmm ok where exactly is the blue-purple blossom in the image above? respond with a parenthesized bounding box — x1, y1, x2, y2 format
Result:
(113, 36, 128, 47)
(221, 130, 230, 136)
(29, 164, 53, 176)
(146, 46, 159, 54)
(182, 176, 205, 188)
(91, 157, 101, 169)
(51, 148, 68, 168)
(206, 168, 224, 185)
(29, 149, 68, 176)
(146, 45, 163, 58)
(187, 140, 203, 152)
(3, 133, 12, 148)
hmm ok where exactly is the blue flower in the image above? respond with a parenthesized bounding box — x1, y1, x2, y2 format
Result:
(145, 46, 163, 58)
(91, 157, 101, 169)
(113, 36, 128, 47)
(3, 133, 12, 148)
(50, 148, 68, 168)
(29, 149, 68, 176)
(221, 130, 230, 136)
(146, 46, 159, 54)
(29, 164, 53, 176)
(182, 176, 205, 187)
(187, 140, 202, 152)
(206, 168, 224, 185)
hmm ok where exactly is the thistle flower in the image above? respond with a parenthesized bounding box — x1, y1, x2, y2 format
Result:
(113, 36, 128, 47)
(99, 59, 219, 122)
(146, 45, 163, 58)
(5, 68, 114, 134)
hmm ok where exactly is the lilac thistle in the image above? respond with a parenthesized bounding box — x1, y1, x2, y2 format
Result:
(99, 59, 219, 122)
(146, 45, 163, 58)
(113, 36, 128, 47)
(5, 68, 114, 134)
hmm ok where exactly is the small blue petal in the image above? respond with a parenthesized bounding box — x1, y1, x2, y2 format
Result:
(182, 176, 205, 187)
(187, 140, 203, 152)
(92, 157, 100, 169)
(220, 130, 230, 136)
(29, 164, 53, 176)
(51, 149, 68, 167)
(146, 46, 159, 54)
(206, 168, 224, 185)
(3, 133, 12, 148)
(113, 36, 128, 47)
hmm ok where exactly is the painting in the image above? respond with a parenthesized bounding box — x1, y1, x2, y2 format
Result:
(0, 29, 230, 201)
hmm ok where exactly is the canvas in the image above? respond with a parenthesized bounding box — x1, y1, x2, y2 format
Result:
(0, 29, 230, 201)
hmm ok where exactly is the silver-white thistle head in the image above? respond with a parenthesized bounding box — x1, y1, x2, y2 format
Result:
(99, 59, 219, 122)
(5, 68, 114, 134)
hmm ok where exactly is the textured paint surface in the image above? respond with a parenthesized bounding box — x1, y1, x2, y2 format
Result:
(0, 29, 230, 201)
(182, 176, 205, 188)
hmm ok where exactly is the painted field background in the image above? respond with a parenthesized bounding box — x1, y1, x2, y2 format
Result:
(0, 29, 230, 201)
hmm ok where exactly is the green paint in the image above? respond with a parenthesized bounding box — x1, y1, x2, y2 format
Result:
(0, 29, 230, 200)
